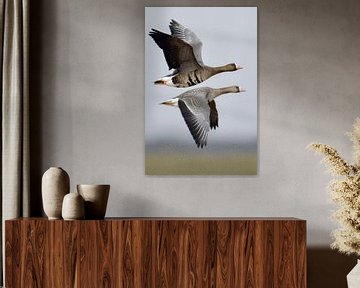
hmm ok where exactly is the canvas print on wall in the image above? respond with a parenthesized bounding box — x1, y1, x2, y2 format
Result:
(145, 7, 257, 175)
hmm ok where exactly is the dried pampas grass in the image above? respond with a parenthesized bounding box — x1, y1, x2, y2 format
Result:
(308, 118, 360, 256)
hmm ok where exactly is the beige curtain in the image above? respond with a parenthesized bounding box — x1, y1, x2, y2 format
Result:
(0, 0, 30, 284)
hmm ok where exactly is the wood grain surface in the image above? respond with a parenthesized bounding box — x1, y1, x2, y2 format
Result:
(5, 218, 306, 287)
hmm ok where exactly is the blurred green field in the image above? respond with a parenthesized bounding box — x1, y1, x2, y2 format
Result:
(146, 152, 257, 175)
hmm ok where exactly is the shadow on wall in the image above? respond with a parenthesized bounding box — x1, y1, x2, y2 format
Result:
(308, 248, 357, 288)
(29, 0, 46, 216)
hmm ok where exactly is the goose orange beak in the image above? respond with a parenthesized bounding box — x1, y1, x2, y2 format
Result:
(160, 99, 179, 107)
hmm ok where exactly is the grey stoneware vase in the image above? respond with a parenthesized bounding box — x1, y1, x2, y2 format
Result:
(77, 184, 110, 219)
(62, 192, 85, 220)
(42, 167, 70, 219)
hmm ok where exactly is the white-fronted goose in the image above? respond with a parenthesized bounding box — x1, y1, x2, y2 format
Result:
(149, 20, 242, 88)
(161, 86, 245, 148)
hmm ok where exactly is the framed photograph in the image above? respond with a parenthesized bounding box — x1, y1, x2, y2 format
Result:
(145, 7, 257, 175)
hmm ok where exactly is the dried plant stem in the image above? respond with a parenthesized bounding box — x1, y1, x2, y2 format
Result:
(308, 118, 360, 256)
(349, 118, 360, 166)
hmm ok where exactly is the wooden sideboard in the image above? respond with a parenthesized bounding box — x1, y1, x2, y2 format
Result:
(5, 218, 306, 287)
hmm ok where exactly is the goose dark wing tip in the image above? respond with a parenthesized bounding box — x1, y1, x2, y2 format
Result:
(210, 121, 218, 130)
(149, 29, 162, 36)
(170, 19, 179, 25)
(197, 142, 205, 149)
(148, 29, 159, 38)
(209, 100, 219, 130)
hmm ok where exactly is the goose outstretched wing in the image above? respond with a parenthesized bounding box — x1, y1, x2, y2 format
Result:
(149, 29, 201, 72)
(169, 20, 204, 66)
(178, 97, 210, 148)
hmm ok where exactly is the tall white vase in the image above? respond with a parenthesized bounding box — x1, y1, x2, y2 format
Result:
(347, 260, 360, 288)
(42, 167, 70, 219)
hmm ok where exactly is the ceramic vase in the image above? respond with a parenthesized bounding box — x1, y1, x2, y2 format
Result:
(77, 184, 110, 219)
(62, 192, 85, 220)
(347, 259, 360, 288)
(42, 167, 70, 219)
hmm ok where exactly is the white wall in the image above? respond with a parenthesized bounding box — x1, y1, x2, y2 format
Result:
(34, 0, 360, 246)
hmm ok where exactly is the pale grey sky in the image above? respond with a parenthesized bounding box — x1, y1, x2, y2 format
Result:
(145, 7, 257, 151)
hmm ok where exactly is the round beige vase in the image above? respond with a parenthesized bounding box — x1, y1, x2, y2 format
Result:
(62, 192, 85, 220)
(77, 184, 110, 219)
(42, 167, 70, 219)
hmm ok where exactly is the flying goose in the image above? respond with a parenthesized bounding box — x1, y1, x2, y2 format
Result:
(161, 86, 245, 148)
(149, 20, 242, 88)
